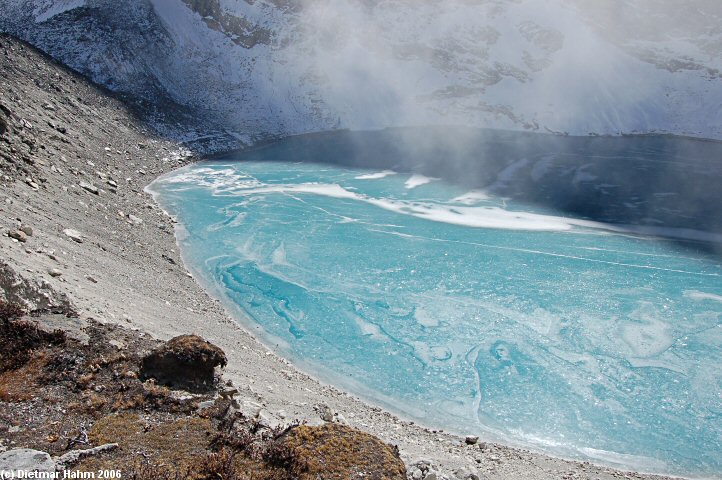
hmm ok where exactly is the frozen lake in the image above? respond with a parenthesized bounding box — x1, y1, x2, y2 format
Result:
(150, 129, 722, 477)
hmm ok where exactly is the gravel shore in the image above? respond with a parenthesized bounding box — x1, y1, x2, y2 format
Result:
(0, 34, 683, 480)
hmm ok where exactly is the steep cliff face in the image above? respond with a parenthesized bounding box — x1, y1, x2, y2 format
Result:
(2, 0, 720, 147)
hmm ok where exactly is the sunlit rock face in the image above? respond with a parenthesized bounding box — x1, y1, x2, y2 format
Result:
(1, 0, 721, 146)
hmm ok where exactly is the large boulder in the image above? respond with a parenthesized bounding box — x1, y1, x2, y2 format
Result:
(140, 334, 227, 392)
(0, 449, 55, 473)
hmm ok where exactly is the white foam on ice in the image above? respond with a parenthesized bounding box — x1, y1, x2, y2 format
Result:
(578, 447, 669, 472)
(351, 314, 388, 342)
(411, 341, 452, 366)
(619, 302, 675, 358)
(355, 170, 397, 180)
(451, 190, 491, 204)
(404, 174, 437, 189)
(626, 357, 687, 375)
(183, 174, 722, 247)
(271, 243, 290, 266)
(414, 307, 439, 327)
(683, 290, 722, 303)
(229, 182, 579, 231)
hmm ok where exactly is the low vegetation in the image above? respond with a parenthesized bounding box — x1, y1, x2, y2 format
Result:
(0, 299, 407, 478)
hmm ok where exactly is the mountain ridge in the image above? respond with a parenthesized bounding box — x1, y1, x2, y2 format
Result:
(2, 0, 721, 150)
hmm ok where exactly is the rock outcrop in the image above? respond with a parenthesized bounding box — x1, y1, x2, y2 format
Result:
(140, 334, 227, 392)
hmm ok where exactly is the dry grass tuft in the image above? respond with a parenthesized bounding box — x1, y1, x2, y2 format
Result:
(0, 352, 48, 402)
(282, 423, 407, 480)
(81, 414, 215, 476)
(0, 299, 66, 372)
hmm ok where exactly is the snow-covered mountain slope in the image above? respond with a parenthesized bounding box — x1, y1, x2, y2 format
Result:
(1, 0, 721, 146)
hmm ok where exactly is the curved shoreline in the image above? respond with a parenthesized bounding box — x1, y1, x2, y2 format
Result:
(146, 161, 706, 480)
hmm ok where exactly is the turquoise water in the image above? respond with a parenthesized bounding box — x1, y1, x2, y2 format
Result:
(150, 137, 722, 477)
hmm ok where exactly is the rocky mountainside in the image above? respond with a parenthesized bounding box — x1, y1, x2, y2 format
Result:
(1, 0, 721, 149)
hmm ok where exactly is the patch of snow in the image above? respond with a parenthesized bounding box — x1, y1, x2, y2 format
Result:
(33, 0, 86, 23)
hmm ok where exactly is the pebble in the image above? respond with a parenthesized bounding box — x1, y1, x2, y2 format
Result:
(63, 228, 84, 243)
(48, 268, 62, 277)
(256, 409, 280, 430)
(454, 467, 480, 480)
(19, 226, 33, 236)
(79, 181, 99, 195)
(197, 400, 215, 411)
(316, 403, 335, 422)
(465, 435, 479, 445)
(8, 230, 27, 243)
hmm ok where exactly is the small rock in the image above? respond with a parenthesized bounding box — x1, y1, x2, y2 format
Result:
(79, 181, 99, 195)
(161, 254, 176, 265)
(8, 230, 27, 243)
(316, 403, 335, 422)
(197, 400, 215, 411)
(238, 400, 264, 419)
(85, 275, 98, 283)
(48, 268, 62, 277)
(426, 471, 439, 480)
(19, 226, 33, 236)
(63, 228, 84, 243)
(465, 435, 479, 445)
(55, 444, 117, 469)
(128, 214, 143, 225)
(454, 467, 480, 480)
(256, 409, 281, 430)
(412, 468, 423, 480)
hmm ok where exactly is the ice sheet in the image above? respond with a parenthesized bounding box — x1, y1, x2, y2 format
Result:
(151, 160, 722, 477)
